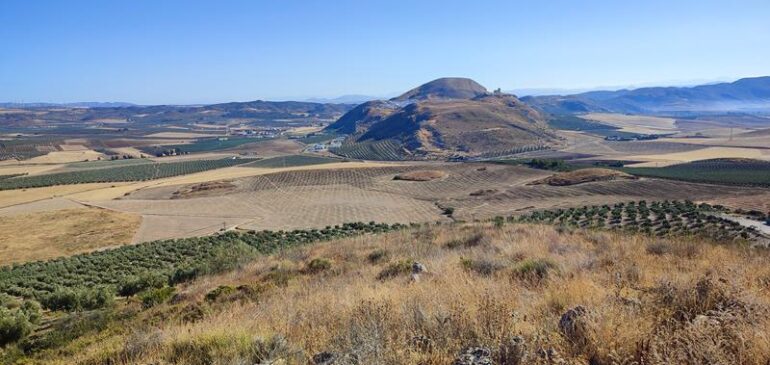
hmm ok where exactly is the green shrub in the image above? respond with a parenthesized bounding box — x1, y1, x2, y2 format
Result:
(513, 258, 557, 281)
(493, 216, 505, 228)
(0, 307, 33, 347)
(461, 258, 503, 277)
(376, 260, 414, 281)
(303, 258, 332, 274)
(140, 287, 176, 308)
(40, 287, 113, 311)
(205, 286, 236, 303)
(41, 289, 80, 311)
(119, 272, 169, 297)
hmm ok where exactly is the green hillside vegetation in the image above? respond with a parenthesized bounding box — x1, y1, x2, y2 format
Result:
(0, 158, 255, 190)
(621, 158, 770, 187)
(517, 200, 765, 242)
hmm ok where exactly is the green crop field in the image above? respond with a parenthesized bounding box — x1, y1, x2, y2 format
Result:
(0, 222, 402, 310)
(243, 154, 340, 168)
(0, 158, 256, 190)
(621, 158, 770, 187)
(0, 139, 58, 161)
(515, 200, 765, 242)
(297, 132, 340, 144)
(141, 137, 268, 156)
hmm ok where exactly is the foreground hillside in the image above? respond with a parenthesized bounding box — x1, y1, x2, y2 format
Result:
(3, 220, 769, 364)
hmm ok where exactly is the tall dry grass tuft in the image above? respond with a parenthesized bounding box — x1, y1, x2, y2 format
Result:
(37, 222, 770, 365)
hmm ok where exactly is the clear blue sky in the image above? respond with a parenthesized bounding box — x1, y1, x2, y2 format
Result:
(1, 0, 769, 104)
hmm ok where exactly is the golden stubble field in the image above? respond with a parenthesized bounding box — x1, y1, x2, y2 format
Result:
(0, 207, 141, 265)
(581, 113, 678, 134)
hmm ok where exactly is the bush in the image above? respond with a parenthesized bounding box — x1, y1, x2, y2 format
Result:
(461, 258, 503, 277)
(366, 249, 389, 264)
(119, 272, 169, 297)
(0, 307, 33, 347)
(513, 258, 557, 281)
(445, 232, 485, 249)
(205, 286, 236, 303)
(261, 266, 297, 287)
(140, 287, 176, 308)
(376, 260, 414, 281)
(493, 216, 505, 228)
(41, 289, 80, 311)
(303, 258, 332, 274)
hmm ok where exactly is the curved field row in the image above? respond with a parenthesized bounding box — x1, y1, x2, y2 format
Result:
(444, 178, 765, 221)
(0, 158, 255, 190)
(330, 139, 407, 161)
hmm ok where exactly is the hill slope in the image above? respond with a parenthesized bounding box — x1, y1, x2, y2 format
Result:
(5, 221, 769, 364)
(391, 77, 489, 101)
(360, 94, 556, 156)
(326, 78, 559, 159)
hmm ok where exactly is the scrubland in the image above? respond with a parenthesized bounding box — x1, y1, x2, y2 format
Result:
(16, 221, 770, 365)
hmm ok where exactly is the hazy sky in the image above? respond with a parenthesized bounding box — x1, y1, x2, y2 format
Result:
(1, 0, 769, 104)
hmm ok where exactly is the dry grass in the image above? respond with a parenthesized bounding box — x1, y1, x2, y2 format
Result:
(0, 183, 129, 209)
(23, 149, 106, 163)
(0, 207, 141, 265)
(43, 222, 770, 365)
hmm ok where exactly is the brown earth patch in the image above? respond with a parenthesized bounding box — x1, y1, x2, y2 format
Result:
(393, 170, 448, 181)
(529, 168, 638, 186)
(171, 180, 237, 199)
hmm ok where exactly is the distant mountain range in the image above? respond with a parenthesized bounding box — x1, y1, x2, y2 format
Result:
(304, 95, 383, 104)
(522, 76, 770, 114)
(0, 102, 138, 108)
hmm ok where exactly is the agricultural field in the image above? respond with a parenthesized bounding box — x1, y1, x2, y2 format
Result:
(95, 162, 767, 242)
(621, 158, 770, 187)
(243, 154, 340, 168)
(0, 222, 400, 301)
(0, 139, 59, 161)
(622, 146, 769, 167)
(0, 158, 255, 190)
(517, 200, 769, 244)
(330, 139, 408, 160)
(0, 207, 141, 266)
(580, 113, 678, 135)
(140, 137, 269, 156)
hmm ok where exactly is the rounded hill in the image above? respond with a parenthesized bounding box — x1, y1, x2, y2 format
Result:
(391, 77, 488, 101)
